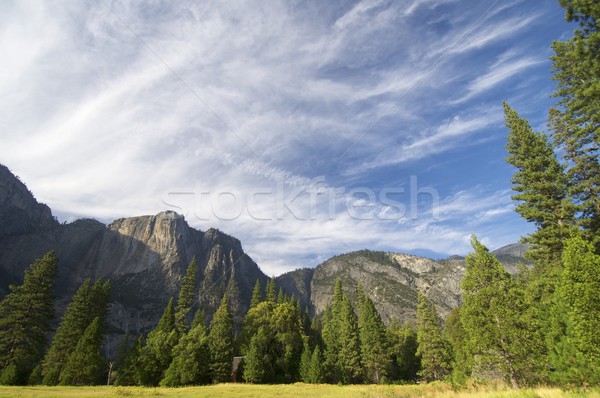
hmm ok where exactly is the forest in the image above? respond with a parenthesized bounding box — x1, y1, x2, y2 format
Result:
(0, 0, 599, 389)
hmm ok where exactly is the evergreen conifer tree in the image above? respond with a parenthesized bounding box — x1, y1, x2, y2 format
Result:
(549, 236, 600, 386)
(0, 252, 58, 385)
(41, 278, 110, 385)
(137, 298, 179, 386)
(338, 294, 362, 384)
(308, 345, 323, 383)
(161, 320, 211, 386)
(175, 258, 199, 333)
(462, 237, 544, 388)
(358, 292, 390, 383)
(250, 279, 262, 309)
(208, 293, 233, 383)
(59, 317, 104, 386)
(416, 293, 451, 382)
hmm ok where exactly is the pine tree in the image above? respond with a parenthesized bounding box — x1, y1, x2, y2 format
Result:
(358, 292, 390, 383)
(137, 298, 179, 386)
(416, 292, 451, 382)
(114, 335, 142, 386)
(208, 293, 233, 383)
(299, 341, 312, 382)
(549, 236, 600, 386)
(338, 293, 362, 384)
(161, 321, 211, 386)
(59, 317, 104, 385)
(549, 1, 600, 248)
(265, 279, 277, 303)
(175, 258, 199, 333)
(504, 102, 574, 266)
(321, 279, 343, 383)
(443, 308, 470, 385)
(270, 301, 304, 382)
(387, 320, 419, 382)
(461, 237, 543, 388)
(308, 345, 323, 384)
(0, 251, 58, 385)
(243, 326, 272, 383)
(250, 279, 262, 309)
(41, 278, 110, 385)
(277, 288, 285, 304)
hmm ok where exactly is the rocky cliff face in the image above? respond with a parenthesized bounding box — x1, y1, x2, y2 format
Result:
(0, 165, 268, 337)
(1, 163, 528, 337)
(279, 246, 527, 325)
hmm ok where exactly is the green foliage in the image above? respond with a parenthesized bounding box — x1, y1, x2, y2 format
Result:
(59, 317, 105, 386)
(113, 336, 142, 386)
(161, 321, 211, 386)
(550, 1, 600, 248)
(387, 320, 419, 382)
(175, 258, 199, 333)
(462, 238, 544, 388)
(299, 342, 312, 383)
(208, 294, 233, 383)
(308, 345, 324, 383)
(265, 280, 276, 303)
(549, 236, 600, 386)
(250, 280, 262, 309)
(241, 298, 305, 383)
(443, 308, 470, 385)
(41, 278, 110, 386)
(0, 252, 58, 385)
(137, 298, 179, 386)
(243, 327, 272, 383)
(416, 293, 451, 382)
(504, 102, 574, 266)
(358, 292, 390, 383)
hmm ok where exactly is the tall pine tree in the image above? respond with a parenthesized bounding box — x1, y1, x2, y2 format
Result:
(58, 317, 105, 386)
(549, 236, 600, 386)
(0, 252, 58, 385)
(137, 298, 179, 386)
(41, 278, 110, 385)
(208, 293, 233, 383)
(416, 292, 451, 382)
(161, 320, 211, 386)
(175, 258, 199, 333)
(461, 237, 543, 388)
(549, 1, 600, 248)
(358, 291, 390, 383)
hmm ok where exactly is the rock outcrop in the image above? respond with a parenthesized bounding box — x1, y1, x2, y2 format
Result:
(0, 165, 268, 337)
(278, 246, 527, 325)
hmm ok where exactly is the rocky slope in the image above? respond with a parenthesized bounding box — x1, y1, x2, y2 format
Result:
(0, 165, 268, 337)
(277, 246, 527, 325)
(1, 163, 528, 337)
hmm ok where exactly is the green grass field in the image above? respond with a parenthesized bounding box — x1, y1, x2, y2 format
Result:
(0, 383, 597, 398)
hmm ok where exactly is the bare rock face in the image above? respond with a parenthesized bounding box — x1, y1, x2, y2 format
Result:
(0, 165, 268, 337)
(284, 246, 525, 325)
(0, 165, 57, 237)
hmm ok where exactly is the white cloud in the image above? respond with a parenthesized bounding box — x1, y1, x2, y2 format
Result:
(0, 0, 549, 275)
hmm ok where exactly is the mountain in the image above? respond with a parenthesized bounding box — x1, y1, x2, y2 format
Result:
(0, 163, 529, 338)
(0, 165, 268, 339)
(277, 245, 528, 325)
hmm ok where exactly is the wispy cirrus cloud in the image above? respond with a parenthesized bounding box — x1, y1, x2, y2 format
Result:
(0, 0, 567, 274)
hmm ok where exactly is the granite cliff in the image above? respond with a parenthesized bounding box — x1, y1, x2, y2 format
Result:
(0, 165, 268, 336)
(0, 163, 528, 337)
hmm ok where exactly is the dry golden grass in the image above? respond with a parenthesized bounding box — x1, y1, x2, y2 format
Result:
(0, 383, 597, 398)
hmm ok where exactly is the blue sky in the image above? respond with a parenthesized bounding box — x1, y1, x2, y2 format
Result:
(0, 0, 573, 275)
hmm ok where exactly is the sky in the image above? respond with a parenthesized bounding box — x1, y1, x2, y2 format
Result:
(0, 0, 574, 276)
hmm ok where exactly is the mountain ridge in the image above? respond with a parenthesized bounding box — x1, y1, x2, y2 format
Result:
(0, 164, 528, 336)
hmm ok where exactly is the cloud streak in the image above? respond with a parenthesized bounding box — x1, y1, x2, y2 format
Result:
(0, 0, 568, 274)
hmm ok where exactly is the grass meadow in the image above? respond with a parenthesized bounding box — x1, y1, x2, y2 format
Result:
(0, 383, 597, 398)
